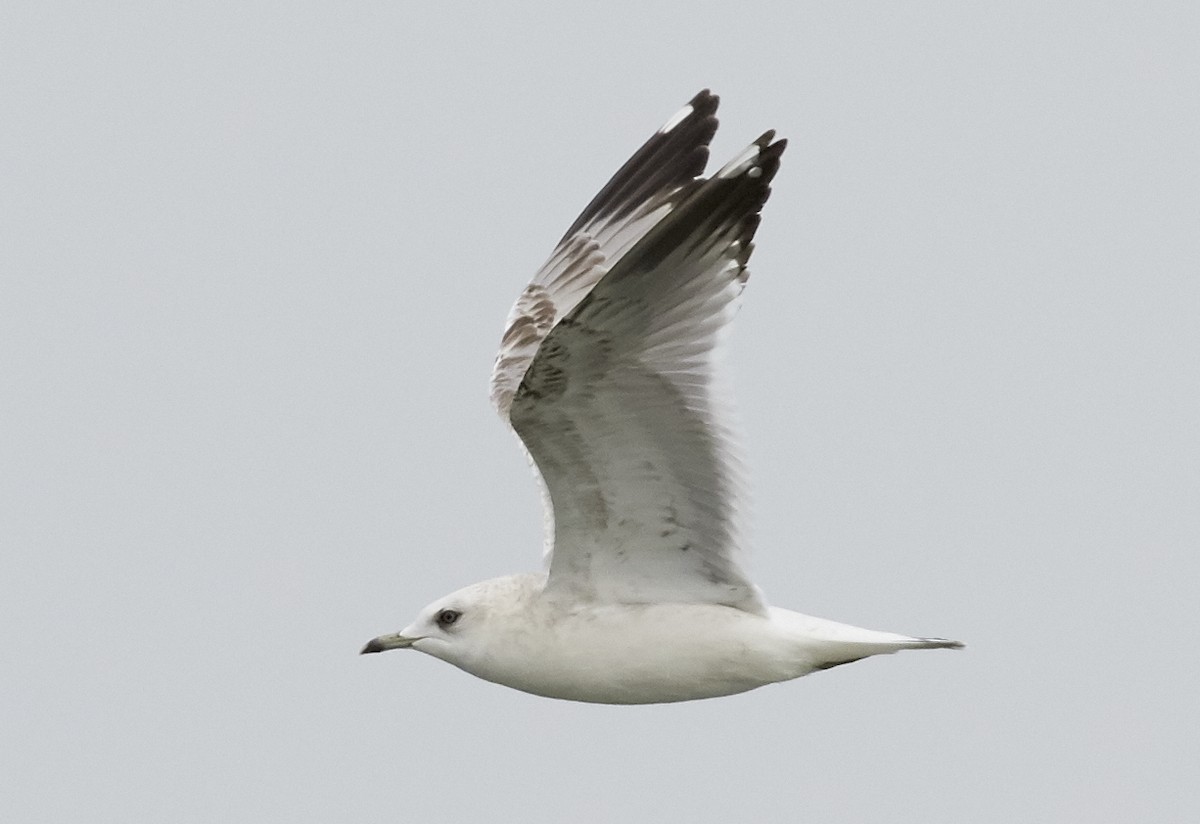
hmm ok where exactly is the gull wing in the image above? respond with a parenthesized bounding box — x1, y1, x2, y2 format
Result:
(489, 91, 785, 614)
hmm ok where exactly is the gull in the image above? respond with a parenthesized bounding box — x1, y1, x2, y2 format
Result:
(361, 90, 962, 704)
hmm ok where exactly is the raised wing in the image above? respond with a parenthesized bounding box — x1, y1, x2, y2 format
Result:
(489, 91, 786, 614)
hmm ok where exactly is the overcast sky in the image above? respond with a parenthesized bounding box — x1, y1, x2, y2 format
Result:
(3, 2, 1198, 823)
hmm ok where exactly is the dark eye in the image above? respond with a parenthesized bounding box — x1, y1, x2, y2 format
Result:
(436, 609, 462, 627)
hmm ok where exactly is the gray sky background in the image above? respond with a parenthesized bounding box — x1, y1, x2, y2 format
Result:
(3, 2, 1198, 822)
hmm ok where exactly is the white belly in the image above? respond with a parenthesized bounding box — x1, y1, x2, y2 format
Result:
(458, 602, 816, 704)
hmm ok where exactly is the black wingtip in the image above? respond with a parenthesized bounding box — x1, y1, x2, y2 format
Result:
(688, 88, 720, 116)
(557, 90, 725, 244)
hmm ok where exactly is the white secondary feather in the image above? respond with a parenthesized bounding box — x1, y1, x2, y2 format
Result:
(489, 90, 783, 614)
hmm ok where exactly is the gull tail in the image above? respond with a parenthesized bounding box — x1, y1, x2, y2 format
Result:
(810, 634, 964, 672)
(811, 634, 964, 672)
(902, 636, 965, 651)
(771, 609, 965, 673)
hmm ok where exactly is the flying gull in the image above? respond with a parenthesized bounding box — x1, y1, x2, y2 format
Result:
(362, 90, 963, 703)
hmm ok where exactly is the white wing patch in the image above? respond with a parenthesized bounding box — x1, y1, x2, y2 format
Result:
(660, 101, 694, 133)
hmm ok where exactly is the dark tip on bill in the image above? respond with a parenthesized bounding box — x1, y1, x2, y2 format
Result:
(360, 638, 385, 655)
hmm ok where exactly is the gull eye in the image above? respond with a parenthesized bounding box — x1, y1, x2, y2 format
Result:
(436, 609, 462, 628)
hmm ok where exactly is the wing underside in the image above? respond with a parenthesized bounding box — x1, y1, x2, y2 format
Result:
(490, 91, 786, 614)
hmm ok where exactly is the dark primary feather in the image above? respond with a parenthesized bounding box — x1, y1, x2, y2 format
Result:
(598, 130, 784, 286)
(556, 89, 720, 246)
